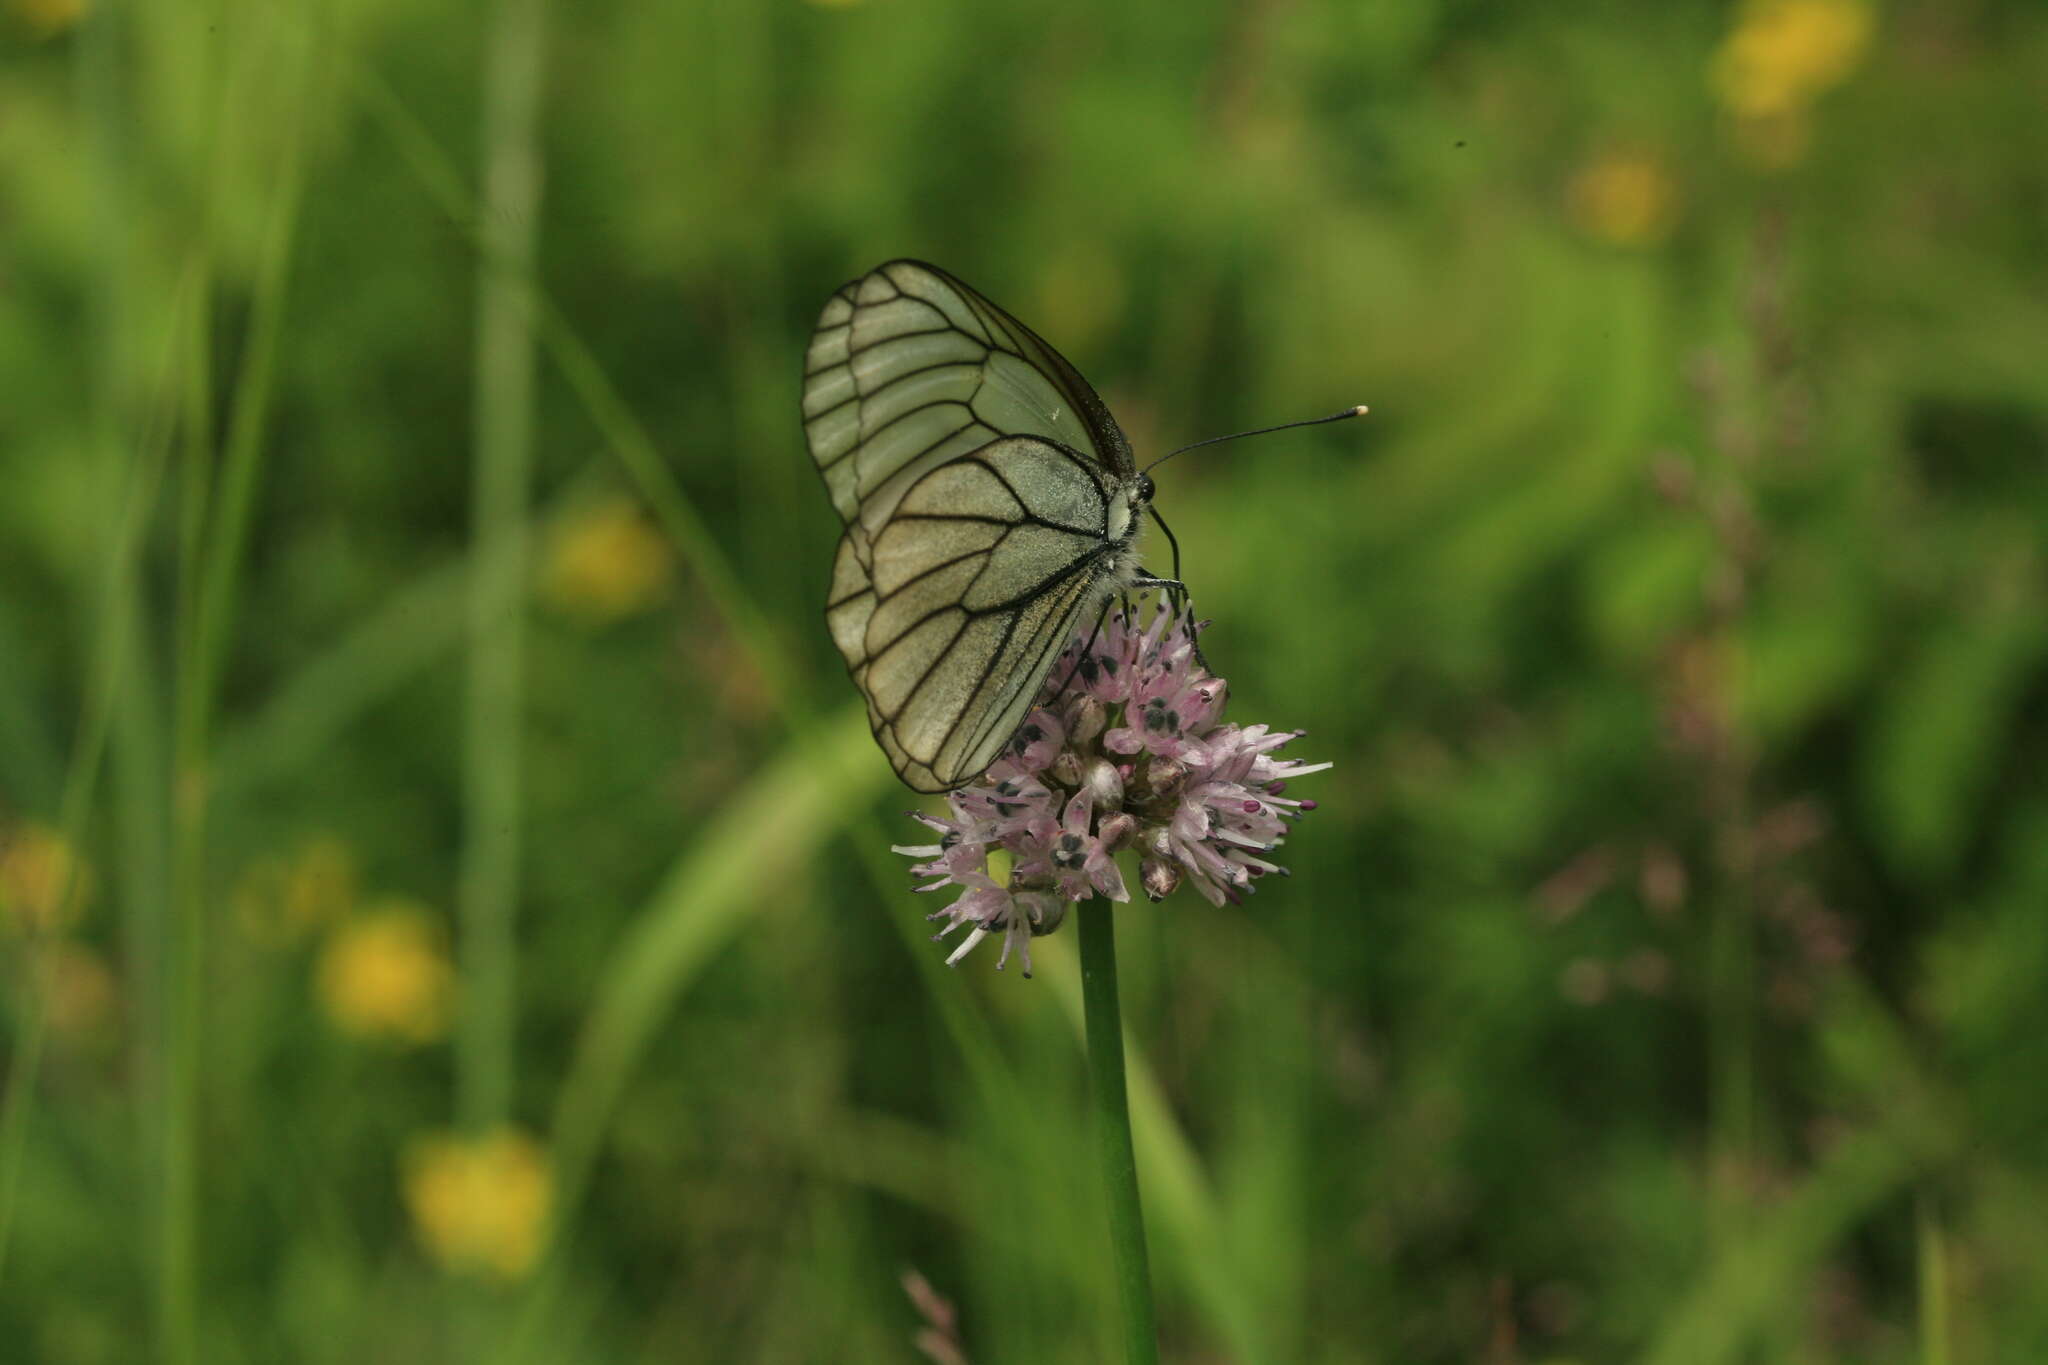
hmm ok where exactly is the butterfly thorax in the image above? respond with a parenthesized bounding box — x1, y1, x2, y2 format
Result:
(1101, 472, 1153, 583)
(1106, 472, 1152, 545)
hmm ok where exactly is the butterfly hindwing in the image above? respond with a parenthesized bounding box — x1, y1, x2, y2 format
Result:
(830, 437, 1117, 792)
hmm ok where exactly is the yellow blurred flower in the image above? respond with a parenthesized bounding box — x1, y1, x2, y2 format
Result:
(235, 835, 358, 947)
(539, 496, 671, 625)
(1568, 149, 1680, 249)
(315, 901, 453, 1044)
(0, 822, 92, 936)
(1711, 0, 1872, 120)
(9, 0, 87, 38)
(403, 1128, 553, 1279)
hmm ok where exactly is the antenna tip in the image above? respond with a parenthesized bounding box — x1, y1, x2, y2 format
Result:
(1349, 404, 1371, 417)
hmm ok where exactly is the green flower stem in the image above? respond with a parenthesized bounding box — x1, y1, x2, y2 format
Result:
(1078, 902, 1160, 1365)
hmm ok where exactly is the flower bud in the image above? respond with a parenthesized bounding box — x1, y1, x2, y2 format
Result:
(1066, 694, 1109, 747)
(1140, 857, 1182, 902)
(1097, 812, 1138, 853)
(1140, 824, 1173, 860)
(1049, 750, 1086, 789)
(1083, 756, 1124, 809)
(1017, 890, 1067, 937)
(1140, 757, 1188, 803)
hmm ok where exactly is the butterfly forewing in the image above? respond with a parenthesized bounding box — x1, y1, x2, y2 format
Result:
(803, 262, 1132, 525)
(804, 261, 1136, 792)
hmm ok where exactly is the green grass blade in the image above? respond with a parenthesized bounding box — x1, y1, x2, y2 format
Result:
(1917, 1193, 1951, 1365)
(545, 707, 887, 1236)
(161, 9, 320, 1358)
(0, 266, 187, 1282)
(459, 0, 551, 1137)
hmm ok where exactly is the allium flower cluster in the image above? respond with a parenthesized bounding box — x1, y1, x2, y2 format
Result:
(893, 601, 1329, 976)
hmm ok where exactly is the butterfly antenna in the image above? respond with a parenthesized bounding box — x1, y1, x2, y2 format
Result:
(1141, 404, 1369, 475)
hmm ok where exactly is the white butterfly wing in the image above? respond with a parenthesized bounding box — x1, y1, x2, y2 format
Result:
(804, 262, 1134, 792)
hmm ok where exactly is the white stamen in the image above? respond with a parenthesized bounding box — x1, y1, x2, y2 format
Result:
(945, 926, 990, 966)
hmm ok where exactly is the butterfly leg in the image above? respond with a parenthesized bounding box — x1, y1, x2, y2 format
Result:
(1129, 573, 1211, 673)
(1147, 505, 1184, 584)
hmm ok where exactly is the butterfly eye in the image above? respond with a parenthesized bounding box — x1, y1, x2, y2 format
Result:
(1135, 474, 1155, 503)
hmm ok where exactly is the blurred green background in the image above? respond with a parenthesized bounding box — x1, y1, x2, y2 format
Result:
(3, 0, 2046, 1360)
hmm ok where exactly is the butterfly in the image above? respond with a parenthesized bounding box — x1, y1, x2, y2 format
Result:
(802, 259, 1362, 793)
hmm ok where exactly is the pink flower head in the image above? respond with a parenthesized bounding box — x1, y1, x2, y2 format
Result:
(896, 598, 1329, 972)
